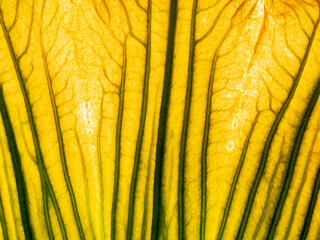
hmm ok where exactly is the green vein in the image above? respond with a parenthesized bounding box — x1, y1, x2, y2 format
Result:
(251, 138, 285, 240)
(7, 0, 19, 33)
(0, 8, 67, 240)
(178, 0, 198, 238)
(300, 167, 320, 240)
(141, 102, 158, 240)
(217, 113, 259, 240)
(198, 25, 231, 240)
(42, 185, 53, 239)
(151, 0, 178, 238)
(283, 131, 318, 240)
(199, 56, 214, 240)
(111, 41, 127, 240)
(266, 77, 320, 240)
(97, 95, 106, 240)
(40, 30, 85, 240)
(74, 128, 95, 238)
(47, 172, 67, 239)
(0, 85, 33, 239)
(0, 136, 20, 239)
(236, 12, 320, 240)
(0, 191, 8, 240)
(126, 1, 152, 239)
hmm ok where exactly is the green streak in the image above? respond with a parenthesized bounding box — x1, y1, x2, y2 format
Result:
(0, 85, 33, 239)
(0, 192, 8, 240)
(300, 167, 320, 240)
(252, 139, 285, 239)
(199, 26, 231, 240)
(199, 57, 213, 240)
(141, 105, 158, 240)
(111, 43, 127, 240)
(217, 114, 259, 240)
(97, 96, 106, 240)
(0, 8, 66, 239)
(74, 128, 95, 238)
(151, 0, 178, 238)
(266, 78, 320, 239)
(178, 0, 198, 238)
(42, 186, 54, 239)
(283, 133, 318, 240)
(126, 0, 152, 238)
(40, 37, 85, 240)
(0, 137, 19, 239)
(236, 13, 320, 240)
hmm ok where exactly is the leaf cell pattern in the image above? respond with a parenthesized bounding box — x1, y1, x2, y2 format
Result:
(0, 0, 320, 239)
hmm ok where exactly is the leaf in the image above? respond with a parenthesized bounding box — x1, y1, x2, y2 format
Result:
(0, 0, 320, 239)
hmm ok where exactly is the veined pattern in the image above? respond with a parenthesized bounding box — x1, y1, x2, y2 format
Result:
(0, 0, 320, 239)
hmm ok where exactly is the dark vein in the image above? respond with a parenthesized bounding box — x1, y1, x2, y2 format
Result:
(151, 0, 178, 238)
(39, 3, 85, 237)
(47, 172, 68, 239)
(266, 76, 320, 240)
(141, 95, 159, 240)
(0, 7, 67, 240)
(297, 0, 316, 25)
(126, 0, 151, 239)
(217, 113, 260, 240)
(178, 1, 198, 238)
(212, 3, 266, 238)
(17, 1, 34, 63)
(196, 1, 222, 14)
(119, 0, 146, 47)
(74, 127, 95, 238)
(135, 0, 147, 13)
(0, 85, 33, 239)
(236, 9, 320, 240)
(0, 137, 19, 238)
(97, 95, 106, 240)
(252, 137, 286, 239)
(42, 50, 85, 239)
(111, 39, 127, 240)
(7, 0, 19, 32)
(281, 1, 310, 39)
(199, 24, 231, 239)
(0, 190, 8, 240)
(195, 0, 232, 44)
(42, 186, 53, 239)
(300, 167, 320, 240)
(283, 129, 318, 240)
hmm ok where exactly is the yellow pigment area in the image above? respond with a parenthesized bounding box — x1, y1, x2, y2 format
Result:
(0, 0, 320, 239)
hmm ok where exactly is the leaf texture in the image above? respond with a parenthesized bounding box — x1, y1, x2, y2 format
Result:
(0, 0, 320, 239)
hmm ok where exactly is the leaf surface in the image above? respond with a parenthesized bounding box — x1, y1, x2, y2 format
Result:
(0, 0, 320, 239)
